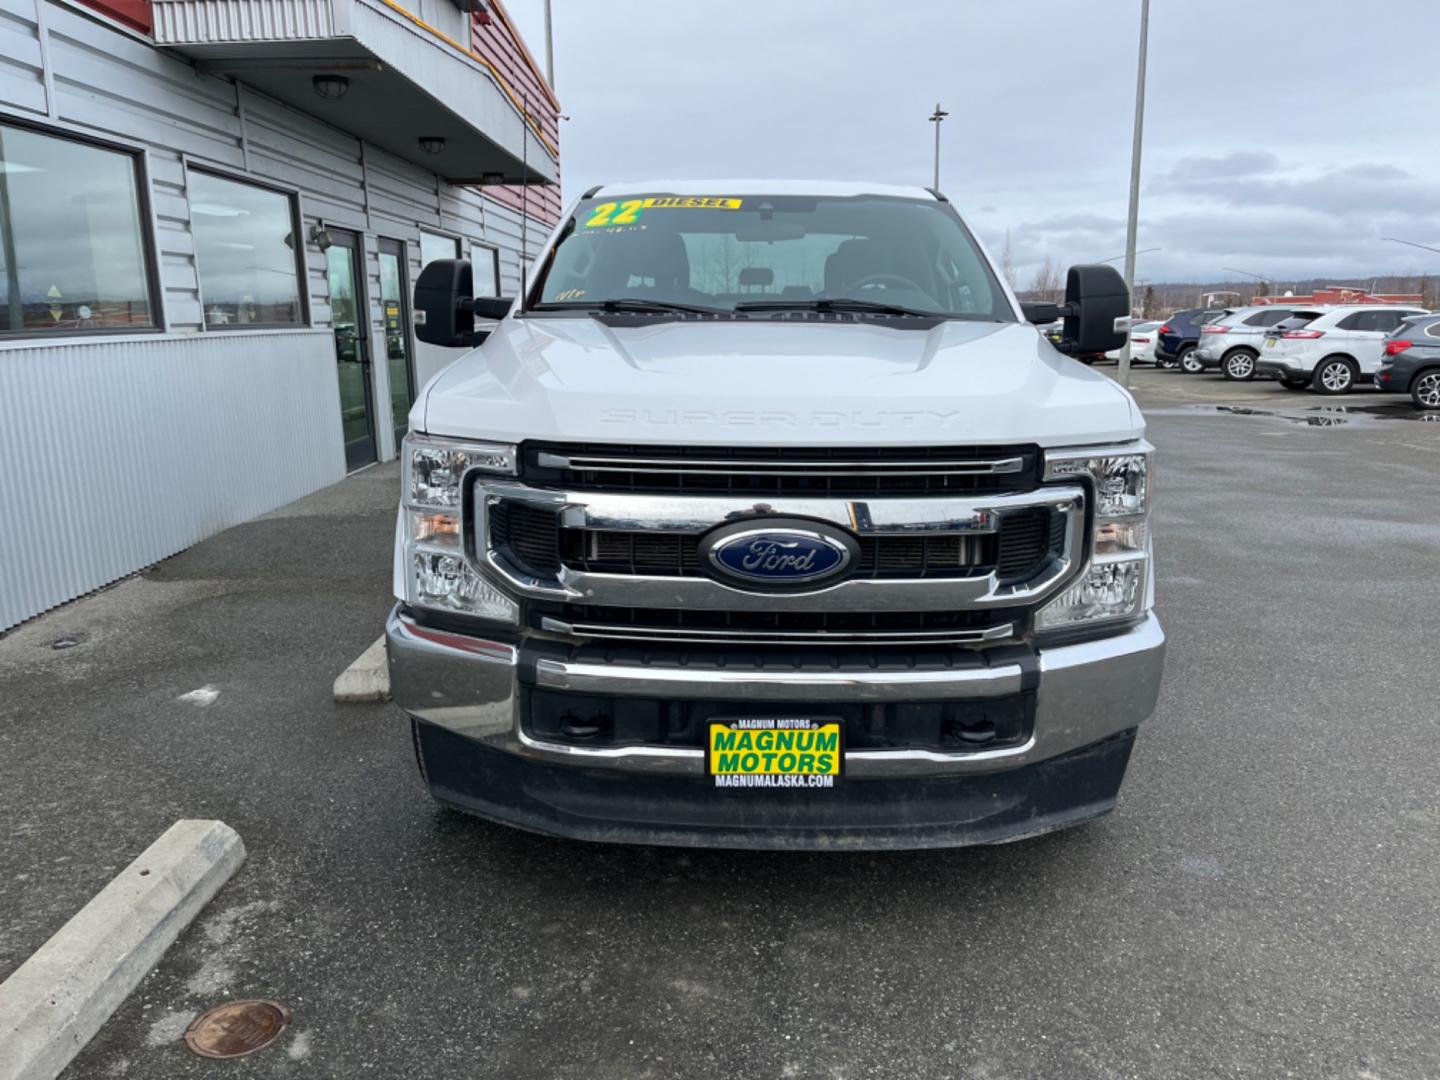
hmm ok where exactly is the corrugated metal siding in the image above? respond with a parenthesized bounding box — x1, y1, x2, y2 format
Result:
(0, 0, 47, 116)
(49, 3, 244, 164)
(0, 331, 345, 631)
(478, 196, 547, 297)
(152, 0, 335, 43)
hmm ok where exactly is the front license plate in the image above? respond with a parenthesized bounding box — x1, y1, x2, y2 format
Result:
(1265, 336, 1278, 348)
(707, 718, 842, 789)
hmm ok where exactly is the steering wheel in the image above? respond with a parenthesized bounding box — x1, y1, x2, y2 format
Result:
(846, 272, 926, 294)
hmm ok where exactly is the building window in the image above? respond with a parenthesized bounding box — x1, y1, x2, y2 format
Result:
(189, 170, 303, 328)
(0, 123, 155, 335)
(420, 230, 459, 272)
(471, 242, 500, 297)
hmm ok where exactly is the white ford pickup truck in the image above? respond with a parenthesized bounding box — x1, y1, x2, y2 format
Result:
(385, 180, 1164, 849)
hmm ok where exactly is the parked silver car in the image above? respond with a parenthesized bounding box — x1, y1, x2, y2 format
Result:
(1105, 320, 1162, 363)
(1193, 305, 1325, 381)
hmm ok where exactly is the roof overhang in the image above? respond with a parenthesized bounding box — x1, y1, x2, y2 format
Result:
(152, 0, 557, 185)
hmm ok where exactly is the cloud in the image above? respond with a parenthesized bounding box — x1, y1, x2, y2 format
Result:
(1165, 150, 1280, 181)
(1017, 213, 1125, 235)
(513, 0, 1440, 281)
(1155, 158, 1440, 217)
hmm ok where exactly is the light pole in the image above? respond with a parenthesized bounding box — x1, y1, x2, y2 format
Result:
(1116, 0, 1150, 390)
(928, 103, 948, 191)
(543, 0, 554, 89)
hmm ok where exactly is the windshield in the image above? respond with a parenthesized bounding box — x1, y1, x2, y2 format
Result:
(531, 193, 1013, 320)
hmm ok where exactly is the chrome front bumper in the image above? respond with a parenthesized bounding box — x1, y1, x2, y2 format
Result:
(385, 606, 1166, 780)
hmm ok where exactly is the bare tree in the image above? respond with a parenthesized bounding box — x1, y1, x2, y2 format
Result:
(999, 229, 1016, 289)
(1028, 255, 1062, 302)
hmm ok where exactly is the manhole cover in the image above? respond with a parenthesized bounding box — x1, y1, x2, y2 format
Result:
(183, 1000, 291, 1059)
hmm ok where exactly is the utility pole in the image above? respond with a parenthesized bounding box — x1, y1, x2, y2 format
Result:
(928, 103, 948, 191)
(543, 0, 554, 89)
(1117, 0, 1149, 390)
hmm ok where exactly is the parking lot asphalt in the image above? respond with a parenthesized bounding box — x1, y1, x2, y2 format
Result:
(2, 367, 1438, 1079)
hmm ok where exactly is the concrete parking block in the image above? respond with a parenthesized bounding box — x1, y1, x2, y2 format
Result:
(0, 820, 245, 1080)
(333, 635, 390, 702)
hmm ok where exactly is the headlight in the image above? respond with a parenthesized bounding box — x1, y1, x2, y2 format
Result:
(1037, 442, 1153, 632)
(406, 435, 515, 507)
(401, 433, 518, 623)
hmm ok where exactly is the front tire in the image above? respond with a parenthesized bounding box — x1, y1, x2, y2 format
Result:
(1312, 356, 1358, 395)
(1222, 349, 1258, 381)
(1178, 346, 1202, 374)
(1412, 369, 1440, 409)
(1157, 353, 1179, 370)
(1278, 375, 1309, 390)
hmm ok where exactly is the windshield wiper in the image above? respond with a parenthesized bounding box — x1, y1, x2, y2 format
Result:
(733, 297, 952, 318)
(530, 297, 732, 315)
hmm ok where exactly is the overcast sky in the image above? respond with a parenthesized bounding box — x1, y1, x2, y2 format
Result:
(505, 0, 1440, 288)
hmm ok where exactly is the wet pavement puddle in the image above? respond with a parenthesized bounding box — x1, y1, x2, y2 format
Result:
(1150, 403, 1440, 427)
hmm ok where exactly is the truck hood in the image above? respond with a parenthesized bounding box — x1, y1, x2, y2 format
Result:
(420, 317, 1142, 447)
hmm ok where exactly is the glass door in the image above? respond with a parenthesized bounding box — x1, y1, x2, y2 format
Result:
(378, 239, 416, 440)
(326, 229, 376, 470)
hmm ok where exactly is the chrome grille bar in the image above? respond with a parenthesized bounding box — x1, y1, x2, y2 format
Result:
(540, 617, 1016, 647)
(537, 451, 1025, 477)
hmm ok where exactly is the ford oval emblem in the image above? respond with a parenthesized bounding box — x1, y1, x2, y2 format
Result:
(700, 518, 859, 590)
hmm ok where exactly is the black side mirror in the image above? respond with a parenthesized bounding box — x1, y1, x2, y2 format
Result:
(1060, 264, 1129, 354)
(413, 260, 514, 347)
(414, 259, 475, 347)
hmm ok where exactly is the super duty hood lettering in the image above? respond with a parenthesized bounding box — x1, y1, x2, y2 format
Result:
(600, 408, 970, 428)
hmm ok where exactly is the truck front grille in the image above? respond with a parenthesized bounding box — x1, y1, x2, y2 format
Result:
(522, 441, 1039, 496)
(480, 443, 1085, 619)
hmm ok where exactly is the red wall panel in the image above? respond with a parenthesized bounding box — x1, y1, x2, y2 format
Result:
(78, 0, 153, 32)
(472, 0, 561, 226)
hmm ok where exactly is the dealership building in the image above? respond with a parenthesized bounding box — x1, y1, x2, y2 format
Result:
(0, 0, 561, 629)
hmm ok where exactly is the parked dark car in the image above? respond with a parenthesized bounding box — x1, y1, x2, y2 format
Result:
(1375, 314, 1440, 409)
(1154, 308, 1227, 372)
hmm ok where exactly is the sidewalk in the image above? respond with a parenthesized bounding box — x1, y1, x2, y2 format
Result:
(0, 462, 401, 988)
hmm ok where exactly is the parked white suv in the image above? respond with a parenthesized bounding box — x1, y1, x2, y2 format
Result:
(1194, 305, 1325, 381)
(1256, 304, 1430, 393)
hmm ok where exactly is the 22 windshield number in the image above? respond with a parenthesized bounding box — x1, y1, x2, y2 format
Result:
(585, 200, 645, 228)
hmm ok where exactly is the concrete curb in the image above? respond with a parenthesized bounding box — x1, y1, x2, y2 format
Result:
(0, 820, 245, 1080)
(334, 635, 390, 702)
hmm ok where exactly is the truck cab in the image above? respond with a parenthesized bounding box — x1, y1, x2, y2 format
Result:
(385, 180, 1165, 850)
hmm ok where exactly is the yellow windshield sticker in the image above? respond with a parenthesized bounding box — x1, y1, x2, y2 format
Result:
(584, 196, 743, 227)
(643, 196, 743, 210)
